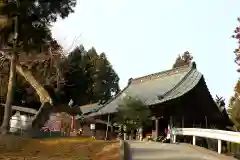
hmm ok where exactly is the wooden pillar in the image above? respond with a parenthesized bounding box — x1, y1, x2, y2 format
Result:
(155, 118, 159, 140)
(205, 116, 208, 128)
(182, 116, 184, 128)
(170, 116, 173, 128)
(71, 115, 76, 131)
(123, 125, 127, 140)
(105, 114, 110, 140)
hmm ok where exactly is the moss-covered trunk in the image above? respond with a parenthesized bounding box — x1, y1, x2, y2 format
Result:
(15, 65, 53, 131)
(1, 53, 17, 134)
(16, 65, 53, 105)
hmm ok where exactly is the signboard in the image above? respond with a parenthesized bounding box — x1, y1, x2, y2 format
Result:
(90, 124, 95, 130)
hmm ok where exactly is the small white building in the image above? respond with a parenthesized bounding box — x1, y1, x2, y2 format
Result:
(10, 111, 31, 133)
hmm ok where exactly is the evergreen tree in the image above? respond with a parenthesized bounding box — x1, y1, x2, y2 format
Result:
(0, 0, 76, 51)
(63, 46, 120, 105)
(114, 96, 151, 133)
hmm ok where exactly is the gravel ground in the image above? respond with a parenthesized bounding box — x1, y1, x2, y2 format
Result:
(0, 135, 120, 160)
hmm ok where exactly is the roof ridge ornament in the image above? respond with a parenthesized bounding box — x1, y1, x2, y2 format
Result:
(157, 95, 164, 100)
(192, 61, 197, 69)
(128, 78, 133, 85)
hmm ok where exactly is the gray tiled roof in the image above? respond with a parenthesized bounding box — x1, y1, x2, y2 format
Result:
(88, 64, 202, 116)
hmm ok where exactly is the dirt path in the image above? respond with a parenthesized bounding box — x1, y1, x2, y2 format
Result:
(0, 135, 119, 160)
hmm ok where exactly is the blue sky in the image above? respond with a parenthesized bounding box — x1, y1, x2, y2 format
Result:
(51, 0, 240, 104)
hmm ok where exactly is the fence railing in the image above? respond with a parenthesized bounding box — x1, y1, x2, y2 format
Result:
(172, 128, 240, 154)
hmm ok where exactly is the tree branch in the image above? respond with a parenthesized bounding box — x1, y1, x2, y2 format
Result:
(0, 103, 37, 114)
(16, 65, 53, 104)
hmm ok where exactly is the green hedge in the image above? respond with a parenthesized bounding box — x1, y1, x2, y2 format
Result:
(227, 142, 240, 154)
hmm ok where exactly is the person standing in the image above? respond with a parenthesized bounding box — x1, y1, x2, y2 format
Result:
(167, 125, 171, 140)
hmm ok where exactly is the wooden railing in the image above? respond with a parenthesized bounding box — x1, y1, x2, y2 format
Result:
(172, 128, 240, 154)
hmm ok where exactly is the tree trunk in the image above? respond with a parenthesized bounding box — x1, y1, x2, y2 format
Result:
(24, 102, 53, 136)
(15, 65, 53, 132)
(16, 65, 52, 104)
(1, 53, 17, 134)
(32, 103, 52, 128)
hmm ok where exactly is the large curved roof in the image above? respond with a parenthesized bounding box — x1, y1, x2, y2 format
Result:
(88, 63, 202, 116)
